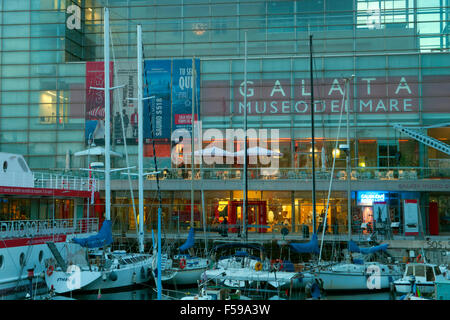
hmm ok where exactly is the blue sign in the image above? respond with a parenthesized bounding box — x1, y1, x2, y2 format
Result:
(172, 58, 200, 134)
(357, 191, 387, 206)
(144, 59, 172, 142)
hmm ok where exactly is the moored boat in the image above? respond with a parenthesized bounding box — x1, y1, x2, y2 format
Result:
(393, 262, 446, 296)
(0, 152, 99, 298)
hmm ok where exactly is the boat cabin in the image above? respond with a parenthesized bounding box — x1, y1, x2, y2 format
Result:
(404, 263, 442, 282)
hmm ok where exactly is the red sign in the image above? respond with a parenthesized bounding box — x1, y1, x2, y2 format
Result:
(0, 186, 92, 198)
(175, 114, 198, 125)
(201, 76, 449, 116)
(85, 61, 114, 121)
(0, 234, 67, 249)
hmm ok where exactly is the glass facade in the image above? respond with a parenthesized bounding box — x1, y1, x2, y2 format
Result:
(1, 0, 449, 236)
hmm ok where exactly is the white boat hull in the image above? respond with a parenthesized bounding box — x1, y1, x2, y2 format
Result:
(315, 263, 402, 291)
(45, 268, 101, 294)
(0, 235, 87, 297)
(393, 281, 436, 295)
(45, 255, 153, 294)
(317, 271, 400, 291)
(163, 267, 207, 286)
(205, 268, 300, 289)
(83, 264, 152, 291)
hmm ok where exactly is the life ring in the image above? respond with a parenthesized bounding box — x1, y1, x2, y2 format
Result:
(254, 261, 263, 271)
(46, 265, 54, 277)
(179, 258, 187, 270)
(416, 254, 424, 263)
(272, 259, 284, 271)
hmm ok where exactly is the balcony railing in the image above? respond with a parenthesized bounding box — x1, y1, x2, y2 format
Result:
(33, 171, 100, 192)
(122, 166, 450, 181)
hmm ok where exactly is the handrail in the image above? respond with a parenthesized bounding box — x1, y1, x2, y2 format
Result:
(70, 166, 449, 181)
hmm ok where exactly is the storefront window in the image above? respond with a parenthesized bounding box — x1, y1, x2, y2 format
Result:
(294, 191, 347, 235)
(398, 139, 419, 167)
(358, 139, 377, 167)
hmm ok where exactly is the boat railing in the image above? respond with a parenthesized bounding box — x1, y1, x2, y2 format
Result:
(0, 218, 99, 239)
(33, 171, 99, 192)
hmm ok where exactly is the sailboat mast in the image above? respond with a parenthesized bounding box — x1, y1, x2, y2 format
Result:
(104, 7, 111, 221)
(137, 24, 145, 253)
(310, 34, 317, 234)
(243, 31, 248, 241)
(191, 57, 195, 229)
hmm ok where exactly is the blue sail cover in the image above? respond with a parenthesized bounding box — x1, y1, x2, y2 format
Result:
(178, 227, 195, 252)
(72, 220, 113, 248)
(290, 233, 319, 254)
(348, 240, 389, 254)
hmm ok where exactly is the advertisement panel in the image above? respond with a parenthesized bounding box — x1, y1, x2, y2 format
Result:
(172, 58, 201, 134)
(404, 199, 419, 236)
(85, 61, 114, 146)
(144, 59, 172, 143)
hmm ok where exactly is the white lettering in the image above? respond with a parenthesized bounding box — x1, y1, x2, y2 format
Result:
(239, 81, 254, 97)
(395, 77, 412, 94)
(328, 79, 344, 96)
(375, 99, 387, 112)
(66, 4, 81, 30)
(362, 78, 376, 95)
(270, 80, 286, 97)
(301, 79, 311, 96)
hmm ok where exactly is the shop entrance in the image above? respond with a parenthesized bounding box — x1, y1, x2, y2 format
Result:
(227, 200, 267, 233)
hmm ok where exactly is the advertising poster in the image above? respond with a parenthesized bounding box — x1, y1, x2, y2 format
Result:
(404, 199, 419, 236)
(85, 61, 114, 146)
(143, 59, 172, 143)
(172, 58, 200, 134)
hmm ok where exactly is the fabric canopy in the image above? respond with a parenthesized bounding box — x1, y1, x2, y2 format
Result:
(289, 233, 320, 254)
(348, 240, 389, 254)
(74, 146, 123, 158)
(179, 227, 195, 252)
(235, 146, 283, 157)
(72, 220, 113, 248)
(194, 146, 235, 157)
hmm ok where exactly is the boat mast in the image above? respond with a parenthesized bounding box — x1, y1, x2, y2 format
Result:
(242, 31, 248, 241)
(191, 57, 195, 229)
(137, 24, 145, 253)
(104, 7, 111, 221)
(310, 34, 317, 234)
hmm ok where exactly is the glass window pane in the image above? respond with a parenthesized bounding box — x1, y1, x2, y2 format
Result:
(415, 265, 425, 277)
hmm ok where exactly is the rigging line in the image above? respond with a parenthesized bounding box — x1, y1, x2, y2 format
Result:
(318, 78, 348, 264)
(141, 44, 165, 241)
(109, 27, 140, 249)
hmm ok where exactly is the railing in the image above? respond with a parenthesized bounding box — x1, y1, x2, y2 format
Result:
(33, 171, 99, 192)
(0, 218, 99, 239)
(126, 166, 450, 181)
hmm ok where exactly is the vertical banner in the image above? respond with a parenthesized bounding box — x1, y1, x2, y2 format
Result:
(143, 60, 171, 143)
(172, 58, 200, 134)
(404, 199, 419, 236)
(85, 61, 114, 145)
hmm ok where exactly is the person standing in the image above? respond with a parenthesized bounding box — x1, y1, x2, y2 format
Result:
(122, 109, 130, 138)
(131, 108, 138, 138)
(114, 111, 121, 140)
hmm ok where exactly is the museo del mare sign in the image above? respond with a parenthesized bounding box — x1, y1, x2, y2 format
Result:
(201, 75, 450, 116)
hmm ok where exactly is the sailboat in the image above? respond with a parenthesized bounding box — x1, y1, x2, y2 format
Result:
(44, 220, 152, 294)
(312, 241, 402, 291)
(155, 228, 210, 286)
(44, 8, 152, 295)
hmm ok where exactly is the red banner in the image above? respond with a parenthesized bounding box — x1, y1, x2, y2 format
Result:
(85, 61, 114, 121)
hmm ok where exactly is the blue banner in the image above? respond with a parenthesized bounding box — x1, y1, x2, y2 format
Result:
(144, 59, 172, 142)
(172, 58, 200, 134)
